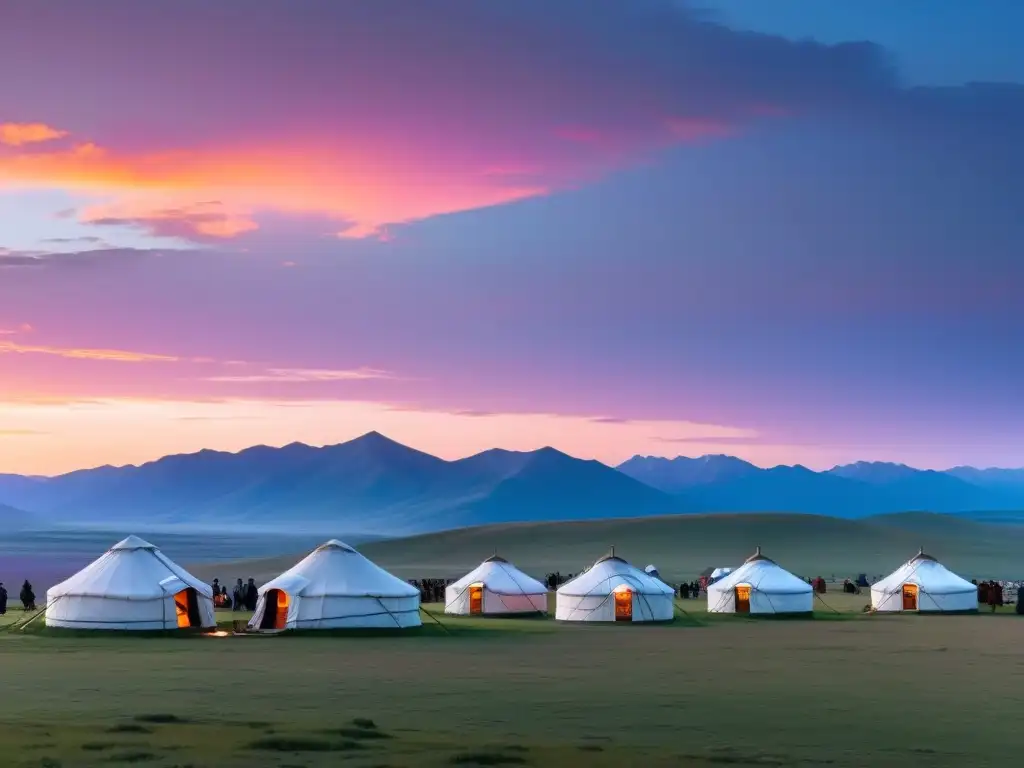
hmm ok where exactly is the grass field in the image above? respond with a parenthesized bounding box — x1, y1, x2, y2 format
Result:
(2, 595, 1022, 767)
(192, 512, 1024, 586)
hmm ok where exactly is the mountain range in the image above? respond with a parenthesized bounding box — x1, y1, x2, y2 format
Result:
(1, 432, 1022, 534)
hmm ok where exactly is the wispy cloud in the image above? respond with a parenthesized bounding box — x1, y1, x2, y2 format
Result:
(0, 340, 180, 363)
(0, 428, 48, 436)
(0, 122, 67, 146)
(84, 201, 258, 242)
(39, 236, 106, 245)
(205, 367, 396, 383)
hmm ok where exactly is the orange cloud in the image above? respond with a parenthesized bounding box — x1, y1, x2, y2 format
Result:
(0, 340, 179, 363)
(81, 201, 258, 241)
(0, 134, 548, 241)
(0, 122, 67, 146)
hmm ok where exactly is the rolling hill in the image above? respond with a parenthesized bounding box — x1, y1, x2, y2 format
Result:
(0, 503, 41, 531)
(189, 511, 1024, 585)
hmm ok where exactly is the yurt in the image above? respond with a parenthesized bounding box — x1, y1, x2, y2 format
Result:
(556, 549, 674, 622)
(707, 547, 813, 615)
(46, 535, 215, 631)
(644, 564, 661, 580)
(871, 549, 977, 613)
(248, 539, 420, 630)
(445, 555, 548, 616)
(709, 567, 733, 582)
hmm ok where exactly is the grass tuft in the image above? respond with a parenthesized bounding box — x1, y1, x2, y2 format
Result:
(248, 736, 366, 753)
(104, 751, 157, 763)
(132, 713, 189, 725)
(448, 752, 528, 765)
(81, 742, 121, 751)
(331, 726, 392, 740)
(104, 724, 152, 734)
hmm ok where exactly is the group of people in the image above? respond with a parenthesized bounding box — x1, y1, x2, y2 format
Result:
(974, 579, 1006, 611)
(0, 580, 35, 615)
(545, 572, 576, 590)
(210, 578, 259, 611)
(410, 578, 454, 604)
(677, 581, 703, 598)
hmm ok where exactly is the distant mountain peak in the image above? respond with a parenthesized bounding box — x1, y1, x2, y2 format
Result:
(828, 461, 922, 484)
(352, 430, 392, 443)
(617, 452, 760, 493)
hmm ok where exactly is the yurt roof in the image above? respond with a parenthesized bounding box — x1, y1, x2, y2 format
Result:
(872, 551, 975, 596)
(110, 535, 157, 551)
(744, 546, 775, 564)
(709, 551, 811, 595)
(557, 551, 673, 597)
(317, 539, 357, 553)
(260, 539, 417, 599)
(910, 548, 937, 563)
(449, 557, 547, 595)
(48, 537, 212, 600)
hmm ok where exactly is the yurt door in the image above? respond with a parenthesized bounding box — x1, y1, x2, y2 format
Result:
(275, 590, 290, 629)
(613, 587, 633, 621)
(902, 584, 918, 611)
(174, 590, 191, 628)
(469, 584, 484, 615)
(735, 585, 751, 614)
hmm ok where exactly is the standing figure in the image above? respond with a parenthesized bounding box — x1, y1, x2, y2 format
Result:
(20, 580, 35, 610)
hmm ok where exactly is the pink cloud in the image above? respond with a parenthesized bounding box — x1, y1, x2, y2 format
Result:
(0, 3, 847, 244)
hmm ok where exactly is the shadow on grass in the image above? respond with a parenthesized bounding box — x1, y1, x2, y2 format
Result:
(449, 750, 528, 765)
(248, 735, 366, 753)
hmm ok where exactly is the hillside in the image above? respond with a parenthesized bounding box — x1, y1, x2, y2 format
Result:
(189, 511, 1024, 585)
(0, 503, 40, 531)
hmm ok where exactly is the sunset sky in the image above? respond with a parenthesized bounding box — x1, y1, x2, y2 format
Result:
(2, 0, 1023, 476)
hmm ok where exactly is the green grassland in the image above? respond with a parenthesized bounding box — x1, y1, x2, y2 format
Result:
(2, 596, 1023, 767)
(192, 512, 1024, 585)
(3, 513, 1023, 767)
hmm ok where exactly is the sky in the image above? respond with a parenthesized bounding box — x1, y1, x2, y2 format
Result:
(1, 0, 1023, 476)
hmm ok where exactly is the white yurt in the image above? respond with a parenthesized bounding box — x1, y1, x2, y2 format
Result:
(707, 547, 813, 615)
(556, 549, 674, 622)
(248, 539, 420, 631)
(445, 555, 548, 616)
(46, 535, 216, 631)
(871, 549, 977, 613)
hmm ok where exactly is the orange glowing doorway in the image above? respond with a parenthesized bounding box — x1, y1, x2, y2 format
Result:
(735, 585, 751, 614)
(173, 588, 201, 628)
(613, 586, 633, 622)
(902, 584, 918, 611)
(259, 589, 290, 630)
(469, 584, 484, 615)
